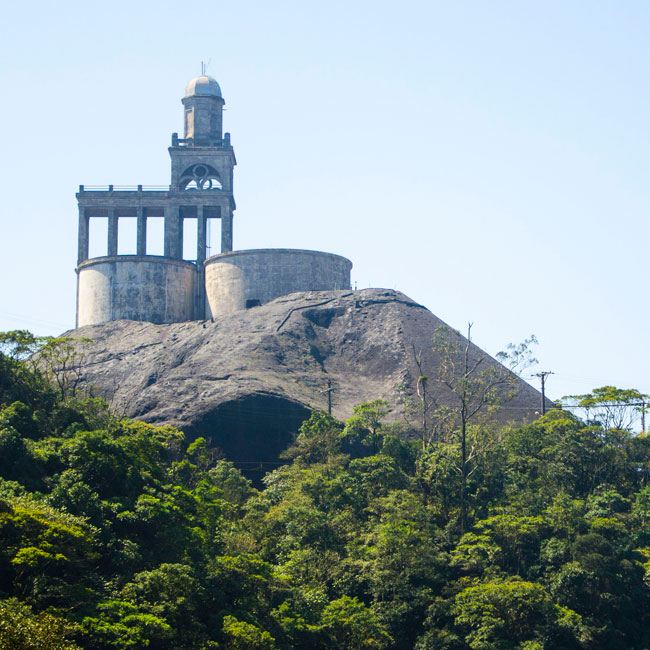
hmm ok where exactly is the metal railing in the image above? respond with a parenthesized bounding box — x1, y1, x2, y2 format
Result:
(79, 185, 170, 192)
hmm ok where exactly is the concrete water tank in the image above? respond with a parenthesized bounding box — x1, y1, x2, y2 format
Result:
(76, 256, 197, 326)
(204, 249, 352, 318)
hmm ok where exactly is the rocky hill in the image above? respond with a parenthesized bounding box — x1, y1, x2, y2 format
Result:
(66, 289, 546, 468)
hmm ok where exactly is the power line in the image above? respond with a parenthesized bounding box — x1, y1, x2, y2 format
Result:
(558, 402, 648, 408)
(0, 310, 72, 331)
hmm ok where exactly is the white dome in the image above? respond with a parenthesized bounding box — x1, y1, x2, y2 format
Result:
(185, 75, 222, 98)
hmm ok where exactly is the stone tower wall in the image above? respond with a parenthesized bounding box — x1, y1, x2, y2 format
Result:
(204, 249, 352, 319)
(76, 257, 196, 326)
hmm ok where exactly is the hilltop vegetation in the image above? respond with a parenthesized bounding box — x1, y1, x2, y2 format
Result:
(1, 331, 650, 649)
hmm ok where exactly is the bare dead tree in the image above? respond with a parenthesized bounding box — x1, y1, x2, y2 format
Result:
(434, 323, 520, 533)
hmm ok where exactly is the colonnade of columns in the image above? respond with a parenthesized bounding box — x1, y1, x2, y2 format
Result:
(77, 204, 233, 266)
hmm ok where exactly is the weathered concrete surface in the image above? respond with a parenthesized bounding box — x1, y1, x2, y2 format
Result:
(66, 289, 547, 457)
(205, 249, 352, 318)
(76, 257, 196, 326)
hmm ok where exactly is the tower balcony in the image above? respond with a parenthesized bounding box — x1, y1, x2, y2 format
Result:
(171, 132, 232, 148)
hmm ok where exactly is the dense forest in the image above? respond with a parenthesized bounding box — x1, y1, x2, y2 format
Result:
(2, 331, 650, 650)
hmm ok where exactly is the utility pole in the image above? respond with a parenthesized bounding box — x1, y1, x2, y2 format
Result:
(535, 371, 554, 415)
(641, 399, 646, 434)
(321, 378, 334, 415)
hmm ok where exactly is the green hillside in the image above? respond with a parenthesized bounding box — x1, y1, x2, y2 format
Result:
(1, 331, 650, 649)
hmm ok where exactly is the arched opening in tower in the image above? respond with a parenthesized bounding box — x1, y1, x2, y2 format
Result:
(184, 394, 312, 483)
(180, 164, 223, 191)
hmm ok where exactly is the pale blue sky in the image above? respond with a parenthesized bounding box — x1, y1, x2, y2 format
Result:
(1, 1, 648, 401)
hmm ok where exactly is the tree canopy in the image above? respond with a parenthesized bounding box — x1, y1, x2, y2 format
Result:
(1, 330, 650, 649)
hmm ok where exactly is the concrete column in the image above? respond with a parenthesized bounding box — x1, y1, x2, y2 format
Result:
(221, 210, 233, 253)
(195, 205, 207, 320)
(197, 205, 206, 263)
(164, 205, 182, 259)
(137, 207, 147, 256)
(77, 205, 89, 264)
(108, 207, 118, 256)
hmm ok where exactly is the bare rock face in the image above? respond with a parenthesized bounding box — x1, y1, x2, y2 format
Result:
(66, 289, 544, 468)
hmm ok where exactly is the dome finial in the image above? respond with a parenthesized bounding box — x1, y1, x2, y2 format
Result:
(185, 71, 222, 99)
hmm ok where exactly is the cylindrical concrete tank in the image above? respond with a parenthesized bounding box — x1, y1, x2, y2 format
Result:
(204, 248, 352, 318)
(76, 256, 196, 326)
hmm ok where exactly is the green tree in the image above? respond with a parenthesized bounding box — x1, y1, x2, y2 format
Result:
(0, 598, 81, 650)
(35, 337, 92, 400)
(120, 563, 206, 647)
(0, 331, 47, 361)
(0, 496, 96, 609)
(81, 600, 172, 649)
(0, 332, 53, 410)
(320, 596, 392, 649)
(362, 490, 446, 648)
(452, 515, 547, 579)
(561, 386, 649, 432)
(343, 400, 390, 454)
(495, 335, 539, 376)
(451, 581, 580, 650)
(282, 410, 344, 467)
(222, 615, 277, 650)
